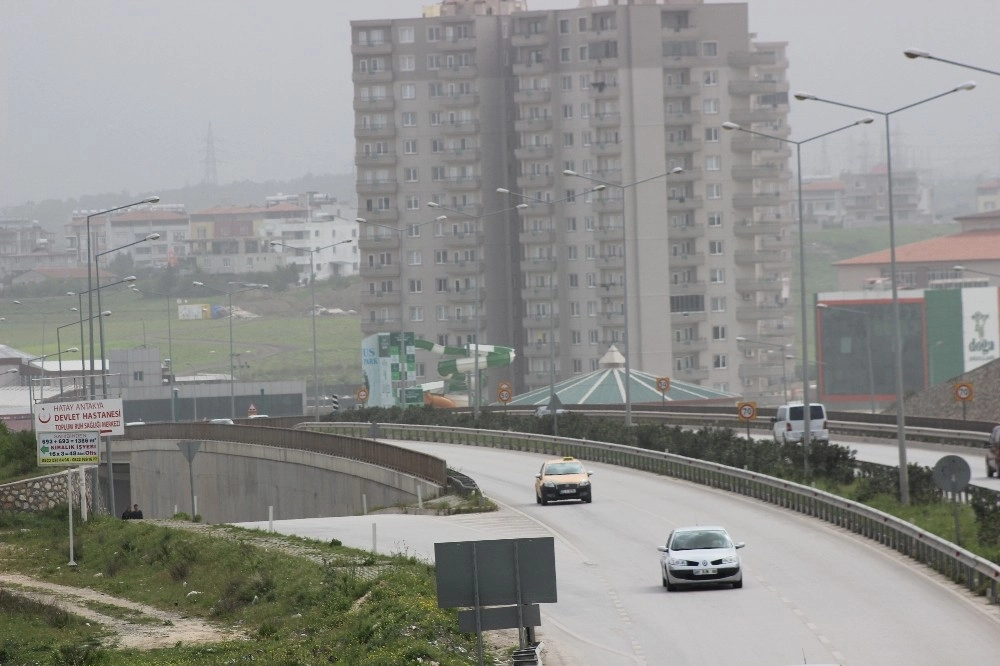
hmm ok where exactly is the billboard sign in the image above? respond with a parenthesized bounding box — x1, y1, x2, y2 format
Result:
(37, 431, 100, 466)
(35, 398, 124, 436)
(961, 288, 999, 371)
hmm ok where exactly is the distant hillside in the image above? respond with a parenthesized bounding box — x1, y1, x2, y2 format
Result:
(0, 172, 357, 250)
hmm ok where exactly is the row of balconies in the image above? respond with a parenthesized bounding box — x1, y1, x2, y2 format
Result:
(441, 93, 480, 108)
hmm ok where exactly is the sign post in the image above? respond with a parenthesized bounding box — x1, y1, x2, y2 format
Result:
(737, 402, 757, 439)
(497, 381, 512, 418)
(953, 382, 973, 421)
(656, 377, 670, 407)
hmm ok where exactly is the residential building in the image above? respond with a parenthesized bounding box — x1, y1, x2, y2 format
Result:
(977, 177, 1000, 212)
(0, 218, 68, 280)
(352, 0, 794, 404)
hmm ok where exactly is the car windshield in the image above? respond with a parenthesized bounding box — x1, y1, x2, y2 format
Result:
(670, 530, 730, 551)
(788, 405, 824, 420)
(545, 462, 584, 475)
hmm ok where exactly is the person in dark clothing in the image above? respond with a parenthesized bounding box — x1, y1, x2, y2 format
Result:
(121, 504, 144, 520)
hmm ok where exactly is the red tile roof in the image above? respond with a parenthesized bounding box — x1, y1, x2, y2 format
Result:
(835, 229, 1000, 265)
(114, 211, 189, 222)
(977, 178, 1000, 192)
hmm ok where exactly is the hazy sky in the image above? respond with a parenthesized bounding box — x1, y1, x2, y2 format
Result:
(2, 0, 998, 208)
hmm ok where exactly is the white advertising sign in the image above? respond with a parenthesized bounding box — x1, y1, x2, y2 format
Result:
(37, 431, 101, 466)
(962, 287, 999, 372)
(35, 398, 125, 437)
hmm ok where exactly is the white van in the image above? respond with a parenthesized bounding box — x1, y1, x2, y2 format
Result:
(772, 402, 829, 444)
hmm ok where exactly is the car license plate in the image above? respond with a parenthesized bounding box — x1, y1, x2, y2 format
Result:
(694, 568, 717, 576)
(559, 489, 576, 495)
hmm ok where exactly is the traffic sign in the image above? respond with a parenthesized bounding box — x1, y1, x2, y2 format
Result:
(656, 377, 670, 393)
(356, 387, 369, 403)
(737, 402, 757, 421)
(954, 382, 973, 402)
(497, 387, 512, 403)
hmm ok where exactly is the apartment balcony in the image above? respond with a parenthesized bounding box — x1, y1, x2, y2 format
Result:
(593, 225, 623, 242)
(591, 141, 622, 156)
(597, 253, 625, 270)
(728, 51, 782, 68)
(736, 305, 785, 321)
(511, 31, 550, 48)
(357, 234, 400, 251)
(515, 116, 553, 132)
(438, 65, 478, 80)
(356, 179, 397, 195)
(598, 282, 625, 298)
(728, 80, 789, 96)
(674, 336, 708, 353)
(354, 124, 397, 140)
(730, 107, 786, 125)
(358, 207, 399, 223)
(514, 144, 553, 161)
(442, 120, 480, 136)
(517, 173, 554, 189)
(351, 41, 393, 55)
(441, 92, 480, 108)
(664, 110, 701, 126)
(759, 321, 793, 338)
(665, 138, 702, 153)
(522, 285, 558, 302)
(439, 36, 477, 51)
(733, 192, 784, 209)
(675, 365, 709, 382)
(663, 82, 701, 98)
(593, 198, 624, 214)
(519, 229, 556, 245)
(355, 151, 397, 167)
(364, 262, 401, 278)
(738, 363, 785, 379)
(670, 280, 707, 294)
(514, 88, 551, 104)
(668, 251, 704, 268)
(732, 164, 784, 180)
(359, 290, 401, 307)
(352, 69, 394, 84)
(734, 249, 785, 265)
(447, 287, 481, 304)
(523, 343, 557, 360)
(513, 60, 546, 76)
(449, 259, 483, 276)
(733, 220, 783, 236)
(668, 222, 705, 240)
(668, 166, 700, 182)
(442, 176, 482, 191)
(588, 82, 619, 99)
(590, 112, 622, 128)
(444, 230, 482, 248)
(730, 136, 792, 156)
(450, 315, 482, 332)
(523, 257, 557, 273)
(671, 310, 707, 324)
(353, 96, 396, 112)
(442, 148, 481, 163)
(762, 235, 793, 251)
(737, 278, 784, 292)
(523, 314, 559, 331)
(667, 195, 703, 211)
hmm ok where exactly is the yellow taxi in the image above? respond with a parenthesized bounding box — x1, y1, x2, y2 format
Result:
(534, 456, 593, 505)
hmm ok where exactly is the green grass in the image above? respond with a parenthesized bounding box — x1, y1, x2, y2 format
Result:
(0, 510, 506, 665)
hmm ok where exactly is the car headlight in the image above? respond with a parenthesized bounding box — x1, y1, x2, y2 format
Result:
(720, 555, 739, 565)
(543, 480, 556, 488)
(578, 480, 590, 487)
(668, 557, 688, 567)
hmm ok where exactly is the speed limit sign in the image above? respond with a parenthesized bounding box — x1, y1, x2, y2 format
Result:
(656, 377, 670, 392)
(737, 402, 757, 421)
(954, 383, 973, 402)
(497, 387, 512, 403)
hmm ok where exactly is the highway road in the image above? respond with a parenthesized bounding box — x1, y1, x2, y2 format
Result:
(239, 436, 1000, 666)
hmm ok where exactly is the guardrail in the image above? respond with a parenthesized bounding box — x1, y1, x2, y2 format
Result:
(303, 421, 1000, 605)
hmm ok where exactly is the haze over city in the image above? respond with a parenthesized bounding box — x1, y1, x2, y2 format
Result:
(2, 0, 998, 209)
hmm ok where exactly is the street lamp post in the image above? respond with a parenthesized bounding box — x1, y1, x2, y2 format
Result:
(816, 303, 876, 413)
(794, 82, 976, 503)
(356, 216, 446, 408)
(904, 50, 1000, 77)
(723, 118, 872, 477)
(131, 286, 182, 421)
(27, 347, 79, 427)
(84, 198, 159, 399)
(270, 238, 353, 419)
(562, 168, 683, 428)
(193, 281, 269, 419)
(736, 336, 792, 403)
(57, 312, 110, 396)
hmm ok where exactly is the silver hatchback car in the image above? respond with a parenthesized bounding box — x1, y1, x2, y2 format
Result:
(658, 526, 745, 591)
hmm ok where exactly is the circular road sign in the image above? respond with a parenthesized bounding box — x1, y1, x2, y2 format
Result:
(498, 380, 513, 392)
(954, 382, 973, 402)
(656, 377, 670, 392)
(356, 387, 369, 402)
(497, 388, 512, 404)
(932, 455, 971, 493)
(738, 402, 757, 421)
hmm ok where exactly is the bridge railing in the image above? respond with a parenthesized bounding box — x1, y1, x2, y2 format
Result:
(303, 421, 1000, 605)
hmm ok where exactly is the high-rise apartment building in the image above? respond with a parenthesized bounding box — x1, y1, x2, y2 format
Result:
(352, 0, 794, 405)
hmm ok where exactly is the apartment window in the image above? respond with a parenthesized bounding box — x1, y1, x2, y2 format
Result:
(559, 18, 570, 33)
(409, 306, 424, 322)
(436, 278, 448, 292)
(567, 246, 577, 259)
(430, 111, 442, 126)
(568, 273, 579, 287)
(398, 26, 414, 43)
(406, 195, 419, 210)
(565, 217, 577, 231)
(703, 98, 719, 114)
(432, 166, 445, 180)
(587, 301, 597, 316)
(403, 139, 417, 154)
(713, 354, 727, 369)
(706, 155, 721, 171)
(406, 250, 422, 266)
(709, 240, 724, 255)
(580, 102, 590, 119)
(409, 278, 423, 293)
(707, 212, 723, 227)
(399, 55, 415, 71)
(436, 306, 449, 321)
(561, 47, 571, 63)
(431, 139, 444, 153)
(566, 189, 576, 203)
(703, 70, 718, 86)
(578, 17, 587, 31)
(712, 325, 727, 341)
(404, 167, 418, 182)
(563, 132, 574, 146)
(711, 296, 726, 312)
(428, 54, 442, 69)
(400, 83, 416, 100)
(705, 127, 719, 142)
(434, 250, 448, 264)
(582, 131, 592, 146)
(702, 41, 718, 57)
(570, 301, 581, 317)
(561, 75, 572, 91)
(427, 26, 441, 41)
(402, 111, 417, 126)
(579, 74, 590, 89)
(572, 330, 582, 344)
(710, 268, 725, 283)
(579, 45, 589, 61)
(586, 273, 596, 287)
(429, 82, 443, 97)
(563, 104, 573, 119)
(588, 330, 598, 345)
(707, 183, 722, 199)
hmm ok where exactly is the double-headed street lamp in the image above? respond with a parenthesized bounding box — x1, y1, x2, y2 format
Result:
(736, 336, 792, 403)
(193, 281, 269, 419)
(356, 216, 446, 408)
(816, 304, 876, 414)
(84, 198, 159, 398)
(57, 311, 111, 396)
(904, 50, 1000, 77)
(794, 82, 976, 504)
(562, 168, 684, 428)
(27, 347, 79, 426)
(270, 238, 353, 419)
(723, 118, 872, 478)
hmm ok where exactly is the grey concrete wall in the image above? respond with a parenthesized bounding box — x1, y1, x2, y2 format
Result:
(117, 438, 444, 525)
